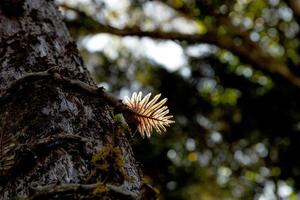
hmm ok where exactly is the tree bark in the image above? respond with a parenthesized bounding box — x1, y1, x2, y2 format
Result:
(0, 0, 144, 199)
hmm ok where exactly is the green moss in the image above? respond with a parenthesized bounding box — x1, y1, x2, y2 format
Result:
(92, 182, 108, 196)
(91, 144, 131, 182)
(114, 113, 131, 135)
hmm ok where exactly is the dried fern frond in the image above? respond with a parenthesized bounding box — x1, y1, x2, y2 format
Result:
(124, 91, 175, 138)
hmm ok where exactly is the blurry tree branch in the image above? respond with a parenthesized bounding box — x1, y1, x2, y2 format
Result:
(63, 5, 300, 87)
(286, 0, 300, 24)
(155, 0, 200, 21)
(157, 0, 296, 60)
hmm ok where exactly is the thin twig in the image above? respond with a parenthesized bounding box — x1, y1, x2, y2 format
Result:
(0, 67, 131, 113)
(106, 183, 138, 199)
(27, 183, 138, 200)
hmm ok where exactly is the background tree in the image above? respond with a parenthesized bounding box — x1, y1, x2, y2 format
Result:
(0, 0, 149, 199)
(57, 0, 300, 199)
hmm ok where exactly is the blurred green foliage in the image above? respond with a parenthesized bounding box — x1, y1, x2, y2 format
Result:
(59, 0, 300, 199)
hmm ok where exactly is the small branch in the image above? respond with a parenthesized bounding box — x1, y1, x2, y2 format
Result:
(0, 67, 131, 113)
(0, 67, 56, 99)
(106, 183, 138, 199)
(27, 183, 138, 200)
(27, 183, 96, 200)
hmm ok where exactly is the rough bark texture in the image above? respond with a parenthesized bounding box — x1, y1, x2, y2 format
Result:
(0, 0, 143, 199)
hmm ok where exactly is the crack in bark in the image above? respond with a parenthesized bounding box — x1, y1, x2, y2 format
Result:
(0, 133, 90, 184)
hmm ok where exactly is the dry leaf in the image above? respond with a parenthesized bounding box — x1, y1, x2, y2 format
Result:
(124, 91, 175, 138)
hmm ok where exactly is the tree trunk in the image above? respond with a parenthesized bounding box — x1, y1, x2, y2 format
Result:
(0, 0, 144, 199)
